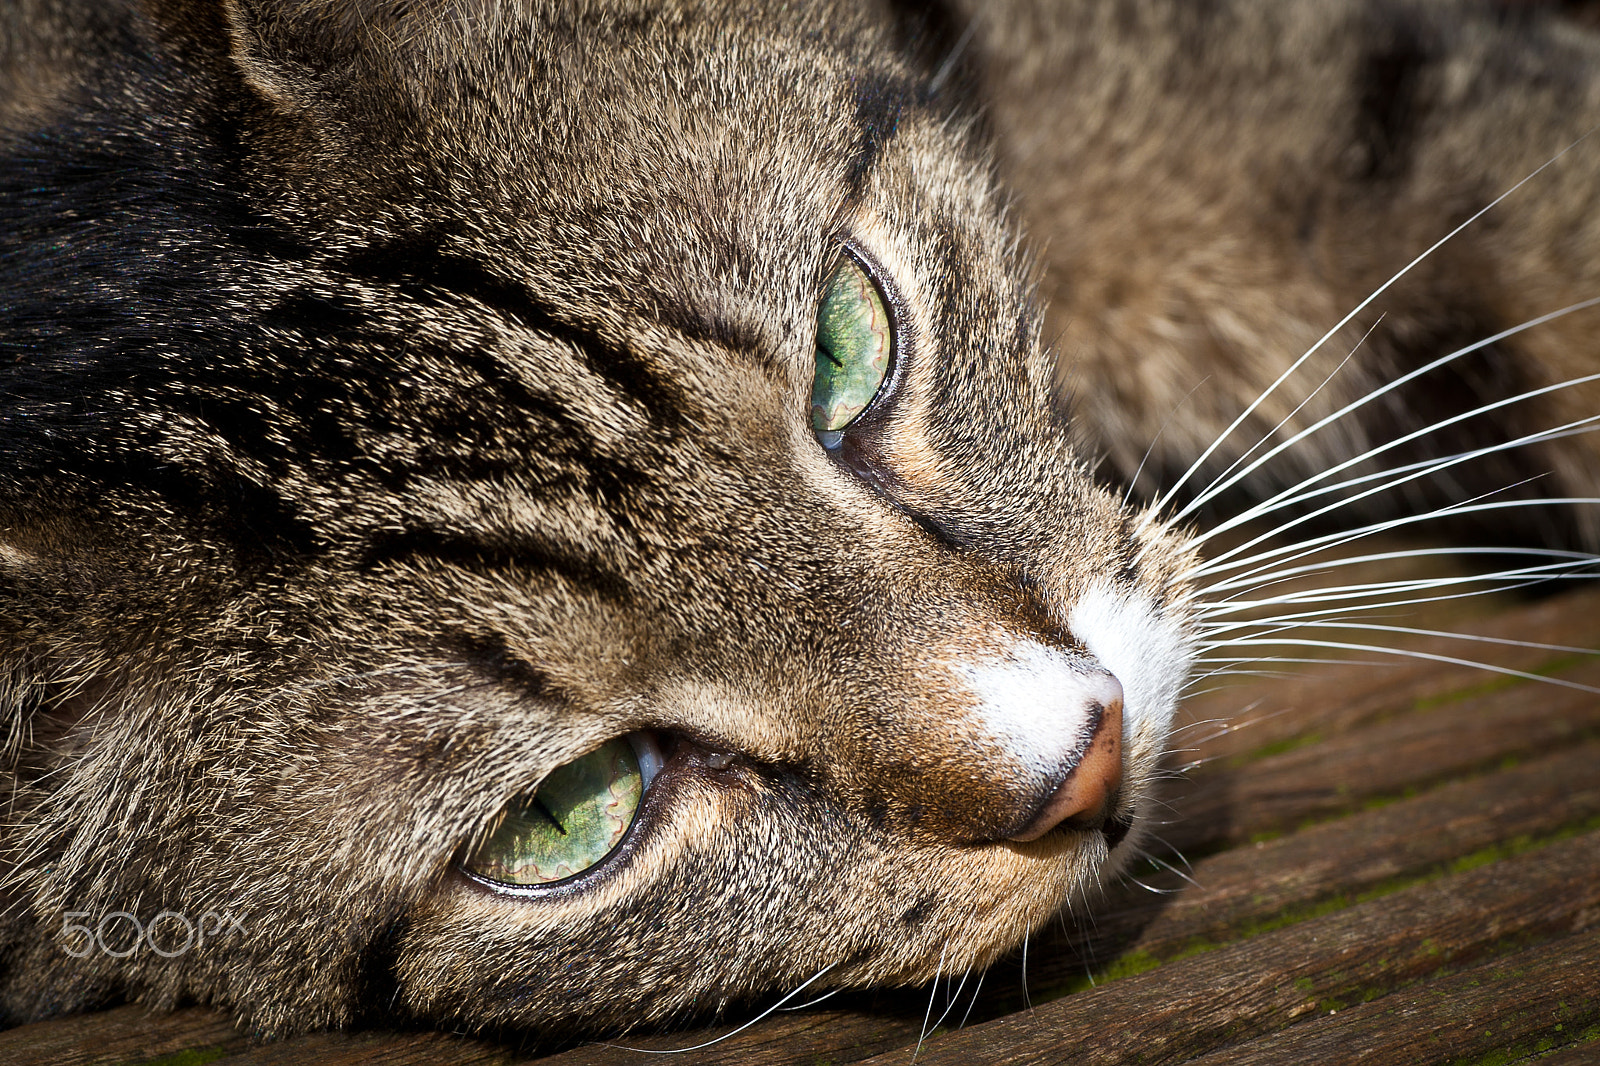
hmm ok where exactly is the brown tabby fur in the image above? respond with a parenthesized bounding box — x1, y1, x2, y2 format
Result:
(0, 0, 1594, 1042)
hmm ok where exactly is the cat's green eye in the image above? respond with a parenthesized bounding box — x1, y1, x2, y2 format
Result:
(811, 252, 893, 446)
(462, 735, 661, 887)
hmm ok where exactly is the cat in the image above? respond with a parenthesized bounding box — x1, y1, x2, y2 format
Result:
(0, 0, 1595, 1043)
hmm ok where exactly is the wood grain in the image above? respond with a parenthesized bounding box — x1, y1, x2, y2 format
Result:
(0, 1005, 247, 1065)
(847, 830, 1600, 1065)
(1176, 929, 1600, 1066)
(1020, 737, 1600, 993)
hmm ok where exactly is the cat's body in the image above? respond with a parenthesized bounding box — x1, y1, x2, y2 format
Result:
(0, 0, 1594, 1041)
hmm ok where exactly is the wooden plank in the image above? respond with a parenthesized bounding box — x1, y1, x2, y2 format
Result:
(0, 1004, 247, 1065)
(1174, 928, 1600, 1066)
(843, 830, 1600, 1065)
(524, 1005, 927, 1066)
(1020, 736, 1600, 993)
(198, 1029, 515, 1066)
(1160, 655, 1600, 856)
(1174, 583, 1600, 766)
(1511, 1037, 1600, 1065)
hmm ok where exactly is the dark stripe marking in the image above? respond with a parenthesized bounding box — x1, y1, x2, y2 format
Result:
(362, 525, 632, 603)
(337, 238, 691, 427)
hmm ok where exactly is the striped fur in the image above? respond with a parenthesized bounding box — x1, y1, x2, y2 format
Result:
(0, 0, 1595, 1043)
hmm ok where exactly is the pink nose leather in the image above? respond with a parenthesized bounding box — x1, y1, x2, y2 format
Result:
(1006, 696, 1124, 842)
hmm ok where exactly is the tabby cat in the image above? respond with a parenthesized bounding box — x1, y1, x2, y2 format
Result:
(1, 0, 1595, 1041)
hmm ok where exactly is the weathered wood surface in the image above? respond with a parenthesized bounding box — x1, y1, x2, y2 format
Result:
(4, 585, 1599, 1065)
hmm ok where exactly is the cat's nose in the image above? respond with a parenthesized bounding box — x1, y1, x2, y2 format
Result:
(940, 648, 1127, 842)
(1004, 691, 1123, 842)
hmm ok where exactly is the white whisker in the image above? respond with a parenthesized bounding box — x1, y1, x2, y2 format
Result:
(1142, 853, 1203, 890)
(1125, 378, 1212, 507)
(1217, 638, 1600, 693)
(1020, 931, 1032, 1010)
(1189, 408, 1600, 572)
(777, 987, 841, 1012)
(1198, 546, 1596, 601)
(957, 967, 987, 1030)
(1180, 301, 1600, 529)
(1188, 493, 1600, 589)
(1209, 620, 1595, 657)
(926, 965, 972, 1038)
(913, 943, 950, 1062)
(1192, 321, 1376, 505)
(1123, 874, 1185, 895)
(1140, 140, 1590, 528)
(1197, 566, 1598, 631)
(1201, 417, 1600, 525)
(605, 962, 838, 1054)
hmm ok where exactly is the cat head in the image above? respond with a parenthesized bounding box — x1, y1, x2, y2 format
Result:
(0, 0, 1197, 1034)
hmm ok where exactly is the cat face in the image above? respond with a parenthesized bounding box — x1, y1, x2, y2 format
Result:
(0, 0, 1195, 1035)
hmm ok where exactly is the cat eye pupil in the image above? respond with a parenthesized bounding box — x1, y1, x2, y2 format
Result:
(811, 253, 893, 443)
(461, 735, 659, 888)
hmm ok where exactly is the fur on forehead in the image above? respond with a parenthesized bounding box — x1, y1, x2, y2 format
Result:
(221, 0, 983, 321)
(223, 0, 931, 117)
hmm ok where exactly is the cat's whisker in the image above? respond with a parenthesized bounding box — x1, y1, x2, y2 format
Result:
(1122, 872, 1186, 895)
(1187, 406, 1600, 576)
(1141, 140, 1586, 530)
(1199, 415, 1600, 536)
(1192, 324, 1376, 507)
(1195, 566, 1598, 629)
(1208, 620, 1596, 658)
(1124, 377, 1213, 507)
(1216, 637, 1600, 692)
(1193, 655, 1418, 671)
(1199, 597, 1576, 642)
(957, 966, 987, 1030)
(1141, 852, 1204, 891)
(603, 961, 839, 1054)
(1193, 551, 1598, 645)
(1197, 546, 1597, 601)
(925, 962, 973, 1041)
(1140, 832, 1196, 874)
(1196, 598, 1598, 651)
(1163, 700, 1314, 756)
(1164, 713, 1248, 740)
(1168, 698, 1274, 739)
(776, 987, 841, 1012)
(1186, 485, 1600, 590)
(1020, 931, 1032, 1011)
(927, 14, 980, 94)
(1139, 791, 1187, 817)
(1184, 668, 1324, 690)
(912, 943, 951, 1061)
(1181, 301, 1600, 530)
(1193, 410, 1600, 580)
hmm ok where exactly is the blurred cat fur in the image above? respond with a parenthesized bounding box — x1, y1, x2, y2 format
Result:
(0, 0, 1596, 1040)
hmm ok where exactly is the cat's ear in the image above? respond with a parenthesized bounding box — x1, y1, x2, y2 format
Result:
(219, 0, 479, 113)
